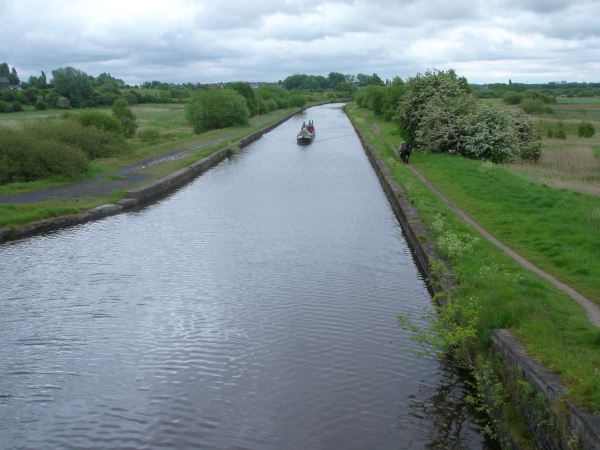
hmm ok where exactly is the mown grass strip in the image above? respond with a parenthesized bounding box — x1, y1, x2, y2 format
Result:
(346, 103, 600, 413)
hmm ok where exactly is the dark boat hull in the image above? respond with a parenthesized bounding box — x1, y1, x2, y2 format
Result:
(297, 135, 315, 145)
(297, 129, 315, 145)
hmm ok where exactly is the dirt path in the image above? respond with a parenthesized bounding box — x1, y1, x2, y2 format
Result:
(406, 164, 600, 329)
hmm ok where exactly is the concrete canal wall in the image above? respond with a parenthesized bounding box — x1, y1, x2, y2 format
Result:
(347, 112, 600, 450)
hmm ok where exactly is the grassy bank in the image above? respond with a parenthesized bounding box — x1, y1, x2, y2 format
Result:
(0, 106, 303, 228)
(346, 103, 600, 414)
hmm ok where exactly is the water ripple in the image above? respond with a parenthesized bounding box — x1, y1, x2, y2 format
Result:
(0, 104, 487, 450)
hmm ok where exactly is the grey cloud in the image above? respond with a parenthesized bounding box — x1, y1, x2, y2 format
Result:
(0, 0, 598, 84)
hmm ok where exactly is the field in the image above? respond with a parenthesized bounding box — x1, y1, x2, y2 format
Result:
(482, 98, 600, 196)
(346, 103, 600, 414)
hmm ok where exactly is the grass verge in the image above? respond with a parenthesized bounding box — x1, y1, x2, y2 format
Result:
(346, 103, 600, 413)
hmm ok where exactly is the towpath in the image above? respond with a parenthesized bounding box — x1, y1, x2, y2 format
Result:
(368, 122, 600, 329)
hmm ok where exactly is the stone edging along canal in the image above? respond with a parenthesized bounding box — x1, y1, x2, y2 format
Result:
(0, 102, 346, 245)
(346, 111, 600, 450)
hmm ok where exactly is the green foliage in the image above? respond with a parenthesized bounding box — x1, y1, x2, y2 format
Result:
(283, 74, 329, 90)
(327, 72, 346, 89)
(136, 127, 161, 143)
(509, 109, 542, 161)
(8, 66, 19, 85)
(25, 118, 126, 159)
(414, 95, 473, 154)
(111, 99, 138, 138)
(287, 92, 307, 108)
(0, 127, 89, 184)
(523, 90, 556, 104)
(34, 98, 47, 110)
(395, 69, 473, 144)
(503, 91, 522, 104)
(73, 110, 124, 136)
(356, 73, 384, 86)
(56, 96, 71, 109)
(354, 77, 405, 120)
(227, 82, 259, 116)
(186, 88, 249, 134)
(577, 121, 595, 138)
(52, 66, 93, 107)
(0, 62, 9, 78)
(521, 99, 554, 115)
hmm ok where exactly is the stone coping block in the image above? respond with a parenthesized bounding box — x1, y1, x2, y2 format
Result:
(492, 329, 600, 450)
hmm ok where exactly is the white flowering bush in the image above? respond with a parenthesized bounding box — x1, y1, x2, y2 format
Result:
(460, 106, 519, 163)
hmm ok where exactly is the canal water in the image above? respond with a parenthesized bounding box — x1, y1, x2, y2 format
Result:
(0, 104, 488, 449)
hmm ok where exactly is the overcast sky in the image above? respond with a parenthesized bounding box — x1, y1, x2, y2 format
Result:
(2, 0, 600, 85)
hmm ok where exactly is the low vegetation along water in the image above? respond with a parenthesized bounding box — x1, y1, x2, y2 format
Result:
(0, 104, 489, 449)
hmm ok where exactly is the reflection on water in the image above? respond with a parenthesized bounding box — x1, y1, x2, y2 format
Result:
(0, 104, 490, 449)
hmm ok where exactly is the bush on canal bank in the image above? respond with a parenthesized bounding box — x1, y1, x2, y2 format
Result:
(0, 112, 130, 184)
(355, 69, 542, 163)
(0, 127, 90, 183)
(186, 88, 250, 134)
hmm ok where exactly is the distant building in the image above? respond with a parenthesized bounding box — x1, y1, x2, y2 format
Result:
(0, 76, 9, 89)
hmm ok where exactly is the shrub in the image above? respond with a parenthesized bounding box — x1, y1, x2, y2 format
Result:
(544, 105, 554, 115)
(0, 128, 89, 184)
(502, 91, 522, 105)
(395, 69, 473, 144)
(461, 106, 519, 163)
(73, 110, 124, 136)
(509, 109, 542, 161)
(11, 101, 23, 112)
(414, 96, 471, 153)
(186, 89, 249, 134)
(227, 82, 259, 116)
(556, 129, 567, 139)
(519, 141, 542, 160)
(111, 99, 138, 138)
(522, 90, 556, 104)
(520, 99, 550, 115)
(287, 93, 307, 108)
(137, 127, 160, 143)
(578, 122, 595, 138)
(34, 98, 47, 110)
(25, 118, 126, 159)
(56, 96, 71, 109)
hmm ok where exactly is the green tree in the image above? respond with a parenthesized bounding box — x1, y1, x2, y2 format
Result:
(502, 91, 522, 104)
(578, 121, 595, 138)
(111, 99, 138, 138)
(8, 67, 19, 85)
(52, 67, 93, 107)
(327, 72, 346, 89)
(0, 63, 9, 78)
(186, 89, 249, 134)
(395, 69, 473, 144)
(227, 82, 259, 116)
